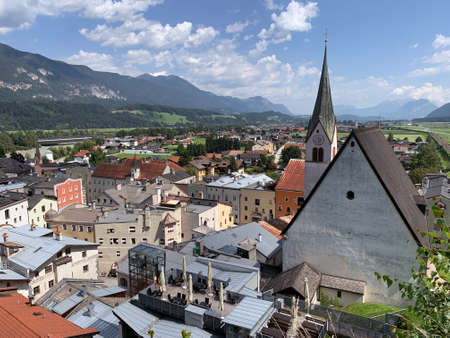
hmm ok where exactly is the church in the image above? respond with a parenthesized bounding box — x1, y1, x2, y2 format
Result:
(278, 45, 429, 306)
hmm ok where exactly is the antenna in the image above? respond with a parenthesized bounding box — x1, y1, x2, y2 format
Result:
(324, 28, 328, 45)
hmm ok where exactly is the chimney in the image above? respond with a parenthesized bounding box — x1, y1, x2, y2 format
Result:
(86, 302, 95, 317)
(92, 201, 96, 210)
(54, 230, 62, 241)
(30, 223, 35, 231)
(117, 183, 122, 191)
(2, 233, 7, 243)
(258, 233, 262, 242)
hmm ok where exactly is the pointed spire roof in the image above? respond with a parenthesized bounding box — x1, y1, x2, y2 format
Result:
(34, 142, 41, 161)
(306, 45, 336, 141)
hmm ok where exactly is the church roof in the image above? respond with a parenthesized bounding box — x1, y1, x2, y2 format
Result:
(306, 46, 336, 141)
(283, 127, 429, 247)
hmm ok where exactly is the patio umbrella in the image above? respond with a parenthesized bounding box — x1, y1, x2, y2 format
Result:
(182, 256, 187, 282)
(160, 268, 166, 293)
(219, 282, 224, 312)
(304, 277, 310, 315)
(188, 274, 193, 303)
(207, 262, 213, 292)
(290, 296, 298, 336)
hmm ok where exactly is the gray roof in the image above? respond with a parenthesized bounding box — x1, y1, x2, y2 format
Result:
(161, 171, 192, 183)
(113, 300, 215, 338)
(207, 173, 274, 190)
(0, 269, 28, 281)
(320, 274, 366, 295)
(89, 286, 126, 298)
(104, 184, 156, 207)
(12, 225, 54, 237)
(200, 222, 281, 258)
(185, 203, 215, 214)
(223, 297, 274, 332)
(2, 225, 97, 271)
(0, 158, 32, 175)
(52, 290, 87, 315)
(306, 46, 336, 141)
(27, 194, 55, 209)
(68, 300, 119, 338)
(0, 191, 27, 208)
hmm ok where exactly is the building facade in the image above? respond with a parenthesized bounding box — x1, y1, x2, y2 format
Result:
(275, 159, 305, 218)
(240, 187, 275, 224)
(0, 192, 29, 227)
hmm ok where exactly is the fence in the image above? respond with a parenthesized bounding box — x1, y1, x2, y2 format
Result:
(264, 294, 397, 338)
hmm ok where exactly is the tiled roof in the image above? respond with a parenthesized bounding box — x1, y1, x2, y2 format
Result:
(167, 160, 186, 172)
(73, 150, 90, 157)
(320, 274, 366, 295)
(0, 291, 99, 338)
(275, 159, 305, 192)
(0, 191, 27, 208)
(138, 160, 167, 181)
(161, 213, 177, 226)
(0, 158, 32, 175)
(258, 221, 282, 239)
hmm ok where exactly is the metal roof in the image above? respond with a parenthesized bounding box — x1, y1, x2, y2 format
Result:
(185, 304, 208, 316)
(185, 203, 215, 214)
(89, 286, 126, 298)
(68, 300, 119, 338)
(200, 222, 280, 258)
(12, 225, 53, 238)
(52, 291, 87, 315)
(207, 173, 273, 190)
(2, 225, 97, 271)
(0, 269, 28, 281)
(223, 297, 274, 331)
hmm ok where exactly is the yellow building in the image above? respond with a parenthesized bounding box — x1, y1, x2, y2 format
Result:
(188, 159, 215, 181)
(252, 140, 274, 154)
(217, 201, 234, 231)
(240, 186, 276, 224)
(28, 195, 58, 227)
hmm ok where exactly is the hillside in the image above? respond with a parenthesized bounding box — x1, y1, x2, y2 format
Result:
(0, 101, 301, 130)
(414, 103, 450, 122)
(0, 43, 291, 114)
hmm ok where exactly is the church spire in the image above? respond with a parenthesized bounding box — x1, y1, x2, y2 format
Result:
(306, 43, 336, 141)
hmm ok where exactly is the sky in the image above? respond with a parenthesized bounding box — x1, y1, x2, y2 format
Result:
(0, 0, 449, 114)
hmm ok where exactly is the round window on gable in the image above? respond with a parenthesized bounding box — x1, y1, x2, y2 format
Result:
(316, 129, 319, 133)
(346, 191, 355, 200)
(350, 141, 355, 147)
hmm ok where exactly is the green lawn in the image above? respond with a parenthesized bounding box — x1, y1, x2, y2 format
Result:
(340, 302, 402, 318)
(432, 205, 445, 218)
(115, 153, 173, 160)
(193, 137, 206, 145)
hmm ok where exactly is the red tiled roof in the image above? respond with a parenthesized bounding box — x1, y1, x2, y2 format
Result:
(275, 159, 305, 192)
(168, 161, 186, 172)
(285, 143, 305, 150)
(206, 153, 222, 160)
(258, 221, 282, 239)
(139, 160, 167, 180)
(169, 156, 180, 163)
(0, 292, 99, 338)
(92, 157, 137, 179)
(73, 149, 90, 157)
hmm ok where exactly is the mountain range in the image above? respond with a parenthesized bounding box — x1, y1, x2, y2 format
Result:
(0, 43, 291, 115)
(335, 99, 437, 121)
(414, 103, 450, 122)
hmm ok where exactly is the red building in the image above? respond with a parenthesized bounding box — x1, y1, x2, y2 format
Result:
(275, 159, 305, 218)
(55, 178, 84, 209)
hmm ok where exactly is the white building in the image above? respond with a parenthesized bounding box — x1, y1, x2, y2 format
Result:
(0, 192, 29, 227)
(0, 225, 98, 301)
(27, 195, 58, 227)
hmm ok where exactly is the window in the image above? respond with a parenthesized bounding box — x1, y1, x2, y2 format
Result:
(79, 225, 84, 232)
(244, 206, 248, 211)
(318, 148, 324, 162)
(131, 238, 136, 244)
(285, 197, 289, 202)
(72, 224, 76, 231)
(278, 206, 282, 211)
(337, 290, 342, 298)
(107, 228, 115, 233)
(62, 188, 65, 194)
(255, 199, 260, 206)
(63, 224, 67, 230)
(98, 251, 103, 258)
(75, 193, 78, 199)
(69, 186, 72, 192)
(48, 280, 54, 288)
(116, 251, 121, 257)
(244, 197, 248, 201)
(142, 238, 148, 242)
(287, 207, 291, 214)
(82, 251, 87, 257)
(45, 265, 52, 274)
(346, 191, 355, 200)
(57, 251, 62, 258)
(312, 148, 318, 162)
(65, 248, 71, 255)
(245, 216, 248, 220)
(87, 226, 92, 233)
(41, 205, 46, 212)
(75, 185, 78, 191)
(122, 238, 127, 244)
(98, 238, 104, 244)
(112, 238, 119, 244)
(14, 218, 17, 223)
(129, 226, 136, 233)
(33, 286, 40, 295)
(83, 265, 89, 272)
(297, 197, 304, 206)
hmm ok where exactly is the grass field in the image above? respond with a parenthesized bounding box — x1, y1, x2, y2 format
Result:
(115, 153, 173, 160)
(339, 302, 402, 318)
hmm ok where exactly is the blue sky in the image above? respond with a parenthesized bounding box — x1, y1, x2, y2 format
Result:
(0, 0, 449, 114)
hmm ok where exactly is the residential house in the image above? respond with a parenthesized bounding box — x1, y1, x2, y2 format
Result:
(33, 176, 83, 209)
(0, 158, 32, 178)
(0, 224, 98, 301)
(422, 173, 450, 199)
(238, 150, 269, 166)
(0, 192, 29, 226)
(67, 165, 91, 203)
(73, 149, 91, 163)
(188, 159, 216, 182)
(240, 183, 276, 224)
(206, 173, 274, 224)
(275, 159, 305, 218)
(282, 127, 429, 306)
(252, 140, 274, 154)
(27, 195, 57, 227)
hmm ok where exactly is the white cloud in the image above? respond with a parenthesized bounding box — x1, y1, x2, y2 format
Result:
(271, 1, 318, 32)
(264, 0, 283, 11)
(226, 21, 249, 34)
(0, 0, 164, 33)
(297, 64, 319, 77)
(124, 49, 152, 65)
(244, 34, 254, 41)
(423, 50, 450, 64)
(432, 34, 450, 49)
(65, 50, 120, 73)
(148, 71, 169, 76)
(409, 49, 450, 77)
(411, 43, 419, 48)
(81, 17, 218, 50)
(392, 82, 450, 105)
(249, 40, 269, 57)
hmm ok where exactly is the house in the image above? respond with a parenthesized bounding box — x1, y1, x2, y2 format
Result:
(282, 127, 429, 306)
(0, 191, 29, 226)
(33, 176, 83, 209)
(238, 150, 268, 166)
(0, 224, 98, 301)
(422, 173, 450, 199)
(252, 140, 274, 153)
(159, 170, 195, 184)
(206, 173, 274, 224)
(27, 195, 58, 227)
(275, 159, 305, 218)
(240, 183, 276, 224)
(188, 159, 216, 182)
(0, 158, 32, 177)
(73, 149, 90, 163)
(0, 288, 99, 337)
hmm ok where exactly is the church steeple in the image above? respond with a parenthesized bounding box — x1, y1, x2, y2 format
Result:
(306, 44, 336, 142)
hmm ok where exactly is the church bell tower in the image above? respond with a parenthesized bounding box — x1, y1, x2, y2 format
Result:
(304, 42, 338, 197)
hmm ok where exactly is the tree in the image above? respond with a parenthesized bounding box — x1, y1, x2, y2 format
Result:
(280, 146, 302, 167)
(387, 133, 394, 143)
(375, 221, 449, 337)
(409, 167, 438, 184)
(409, 143, 441, 171)
(415, 136, 423, 143)
(90, 149, 107, 166)
(0, 145, 5, 158)
(178, 153, 192, 166)
(10, 152, 25, 163)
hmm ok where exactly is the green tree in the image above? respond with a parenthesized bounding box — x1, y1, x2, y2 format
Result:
(415, 136, 423, 143)
(0, 145, 5, 158)
(90, 149, 107, 166)
(280, 146, 302, 166)
(387, 133, 394, 143)
(178, 153, 192, 166)
(375, 221, 449, 337)
(10, 152, 25, 163)
(409, 167, 438, 184)
(409, 143, 441, 171)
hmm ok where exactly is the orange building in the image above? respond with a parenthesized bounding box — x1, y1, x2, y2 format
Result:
(55, 178, 83, 209)
(275, 159, 305, 218)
